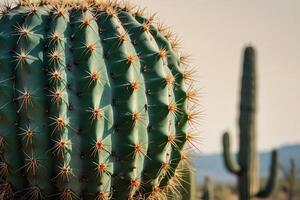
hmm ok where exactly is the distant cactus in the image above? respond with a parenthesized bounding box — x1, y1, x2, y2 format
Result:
(202, 176, 214, 200)
(168, 162, 198, 200)
(281, 158, 298, 200)
(0, 0, 200, 199)
(222, 47, 278, 200)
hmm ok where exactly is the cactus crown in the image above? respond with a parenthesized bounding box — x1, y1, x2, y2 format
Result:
(0, 0, 200, 199)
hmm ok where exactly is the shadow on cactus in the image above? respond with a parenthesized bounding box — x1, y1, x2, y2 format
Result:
(222, 46, 278, 200)
(0, 0, 202, 199)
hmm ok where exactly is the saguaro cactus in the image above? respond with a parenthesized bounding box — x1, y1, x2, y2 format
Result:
(202, 176, 214, 200)
(179, 162, 198, 200)
(0, 0, 200, 199)
(222, 47, 278, 200)
(281, 158, 298, 200)
(166, 161, 198, 200)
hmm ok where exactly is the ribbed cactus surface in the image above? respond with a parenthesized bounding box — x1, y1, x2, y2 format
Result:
(0, 1, 199, 199)
(222, 47, 278, 200)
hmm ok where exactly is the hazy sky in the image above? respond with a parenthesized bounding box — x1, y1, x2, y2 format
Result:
(134, 0, 300, 153)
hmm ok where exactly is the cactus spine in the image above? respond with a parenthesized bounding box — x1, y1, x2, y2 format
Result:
(0, 1, 200, 199)
(222, 46, 278, 200)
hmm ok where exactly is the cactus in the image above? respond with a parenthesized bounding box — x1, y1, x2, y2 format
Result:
(172, 162, 198, 200)
(222, 46, 278, 200)
(281, 158, 298, 200)
(202, 176, 214, 200)
(165, 161, 198, 200)
(0, 0, 200, 199)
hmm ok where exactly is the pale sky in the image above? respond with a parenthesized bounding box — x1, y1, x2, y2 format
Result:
(134, 0, 300, 153)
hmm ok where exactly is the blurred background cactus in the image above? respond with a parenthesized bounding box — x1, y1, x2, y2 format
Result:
(167, 162, 198, 200)
(280, 158, 299, 200)
(222, 47, 278, 199)
(202, 176, 214, 200)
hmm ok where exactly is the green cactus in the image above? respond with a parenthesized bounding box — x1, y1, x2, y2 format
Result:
(222, 46, 278, 200)
(281, 158, 298, 200)
(202, 176, 214, 200)
(171, 162, 198, 200)
(0, 1, 200, 199)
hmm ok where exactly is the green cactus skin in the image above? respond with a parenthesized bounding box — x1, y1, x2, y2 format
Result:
(222, 46, 278, 200)
(0, 1, 199, 200)
(202, 176, 214, 200)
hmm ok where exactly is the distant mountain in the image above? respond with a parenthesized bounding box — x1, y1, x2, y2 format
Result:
(192, 144, 300, 183)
